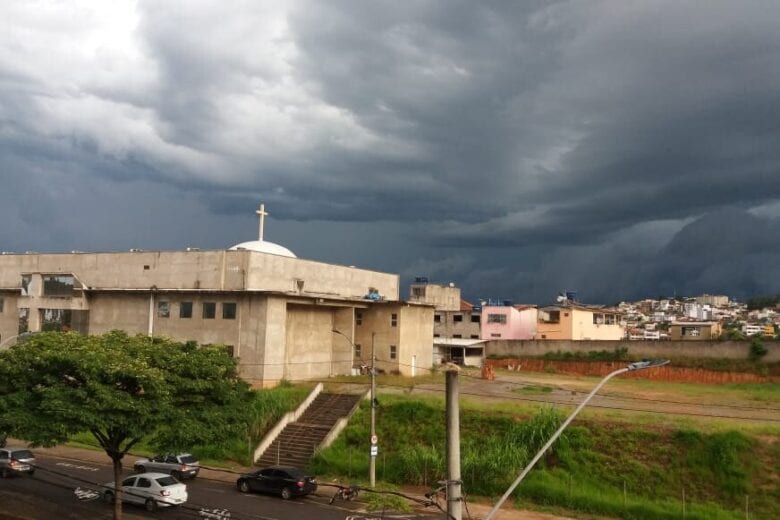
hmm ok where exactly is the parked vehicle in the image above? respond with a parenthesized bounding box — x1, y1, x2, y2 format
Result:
(0, 447, 35, 478)
(133, 453, 200, 479)
(102, 472, 187, 512)
(236, 466, 317, 500)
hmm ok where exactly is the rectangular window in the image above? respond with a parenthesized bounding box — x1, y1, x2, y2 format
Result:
(157, 301, 170, 318)
(593, 313, 604, 325)
(180, 302, 193, 319)
(434, 314, 441, 323)
(471, 315, 480, 323)
(389, 345, 397, 360)
(433, 333, 440, 337)
(18, 308, 29, 334)
(391, 313, 398, 327)
(356, 312, 363, 326)
(605, 314, 616, 325)
(202, 302, 216, 319)
(0, 297, 3, 313)
(470, 334, 479, 339)
(354, 344, 362, 358)
(222, 302, 237, 320)
(453, 314, 463, 322)
(43, 275, 74, 297)
(487, 314, 507, 324)
(491, 333, 501, 338)
(412, 286, 426, 297)
(453, 334, 462, 338)
(21, 275, 32, 296)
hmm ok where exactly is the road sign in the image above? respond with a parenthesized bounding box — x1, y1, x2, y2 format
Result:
(370, 434, 378, 445)
(370, 445, 378, 457)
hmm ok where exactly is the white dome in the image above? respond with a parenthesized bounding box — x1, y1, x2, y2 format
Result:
(229, 240, 297, 258)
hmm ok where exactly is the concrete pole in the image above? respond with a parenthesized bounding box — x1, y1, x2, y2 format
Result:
(370, 332, 377, 488)
(446, 369, 462, 520)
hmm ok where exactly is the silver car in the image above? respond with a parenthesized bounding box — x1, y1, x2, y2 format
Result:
(133, 453, 200, 479)
(0, 447, 35, 478)
(103, 472, 188, 512)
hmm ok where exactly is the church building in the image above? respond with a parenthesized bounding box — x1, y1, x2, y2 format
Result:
(0, 206, 434, 386)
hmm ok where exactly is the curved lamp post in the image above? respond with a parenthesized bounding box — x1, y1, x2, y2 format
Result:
(485, 359, 670, 520)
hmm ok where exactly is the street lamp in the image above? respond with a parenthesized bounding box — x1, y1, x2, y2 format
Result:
(485, 359, 670, 520)
(331, 328, 377, 488)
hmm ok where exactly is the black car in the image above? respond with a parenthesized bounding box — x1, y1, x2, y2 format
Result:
(236, 466, 317, 500)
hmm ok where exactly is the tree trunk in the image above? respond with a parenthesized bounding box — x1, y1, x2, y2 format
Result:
(111, 455, 123, 520)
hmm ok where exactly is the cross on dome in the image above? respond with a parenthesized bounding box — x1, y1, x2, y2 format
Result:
(227, 203, 297, 258)
(256, 204, 268, 241)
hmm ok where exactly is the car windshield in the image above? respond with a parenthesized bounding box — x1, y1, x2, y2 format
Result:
(12, 450, 33, 459)
(180, 455, 198, 464)
(156, 476, 179, 486)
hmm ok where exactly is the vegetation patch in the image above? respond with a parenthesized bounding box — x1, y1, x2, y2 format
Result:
(313, 394, 778, 519)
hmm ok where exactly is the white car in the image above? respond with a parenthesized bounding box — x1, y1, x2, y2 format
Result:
(103, 472, 188, 512)
(134, 453, 200, 479)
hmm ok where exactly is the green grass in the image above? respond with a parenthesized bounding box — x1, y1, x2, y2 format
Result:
(513, 385, 554, 395)
(312, 394, 779, 520)
(69, 382, 312, 466)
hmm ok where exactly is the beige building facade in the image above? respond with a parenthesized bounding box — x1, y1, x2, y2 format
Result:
(669, 321, 722, 340)
(536, 305, 625, 341)
(0, 244, 433, 386)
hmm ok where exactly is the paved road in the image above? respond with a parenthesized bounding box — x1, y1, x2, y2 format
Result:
(0, 452, 421, 520)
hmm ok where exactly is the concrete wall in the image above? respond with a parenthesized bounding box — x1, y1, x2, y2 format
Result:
(484, 339, 780, 363)
(408, 283, 460, 311)
(284, 305, 333, 382)
(0, 291, 19, 345)
(0, 250, 398, 300)
(354, 304, 401, 373)
(246, 253, 398, 299)
(399, 305, 434, 376)
(434, 310, 481, 339)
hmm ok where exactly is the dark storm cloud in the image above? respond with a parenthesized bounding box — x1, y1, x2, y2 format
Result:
(3, 0, 780, 302)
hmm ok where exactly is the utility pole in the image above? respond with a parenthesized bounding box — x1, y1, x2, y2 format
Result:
(446, 367, 462, 520)
(370, 332, 377, 488)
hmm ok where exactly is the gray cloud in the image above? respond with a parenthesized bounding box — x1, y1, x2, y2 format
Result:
(2, 0, 780, 303)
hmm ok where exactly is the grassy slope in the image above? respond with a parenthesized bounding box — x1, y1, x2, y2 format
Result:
(312, 393, 780, 520)
(70, 383, 312, 466)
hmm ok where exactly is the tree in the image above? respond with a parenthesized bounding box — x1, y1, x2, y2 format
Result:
(0, 331, 253, 520)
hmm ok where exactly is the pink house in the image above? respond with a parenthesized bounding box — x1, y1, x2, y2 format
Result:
(480, 304, 537, 340)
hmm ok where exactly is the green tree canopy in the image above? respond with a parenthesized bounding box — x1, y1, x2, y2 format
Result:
(0, 331, 253, 519)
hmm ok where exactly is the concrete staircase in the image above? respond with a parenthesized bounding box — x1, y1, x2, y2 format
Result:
(256, 392, 363, 468)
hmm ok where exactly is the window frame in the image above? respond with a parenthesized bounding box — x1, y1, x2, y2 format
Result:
(179, 301, 193, 319)
(202, 302, 216, 319)
(222, 302, 237, 320)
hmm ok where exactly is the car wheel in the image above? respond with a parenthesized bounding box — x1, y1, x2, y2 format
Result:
(145, 498, 157, 512)
(281, 487, 292, 500)
(103, 491, 114, 504)
(237, 480, 250, 493)
(136, 465, 146, 473)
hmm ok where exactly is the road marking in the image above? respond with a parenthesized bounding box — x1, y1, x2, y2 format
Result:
(56, 462, 100, 472)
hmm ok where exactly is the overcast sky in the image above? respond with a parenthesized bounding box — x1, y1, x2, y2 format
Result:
(3, 0, 780, 304)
